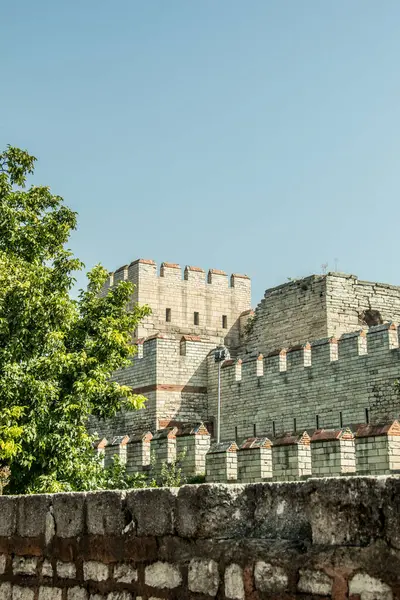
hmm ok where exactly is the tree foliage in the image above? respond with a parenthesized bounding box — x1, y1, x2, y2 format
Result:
(0, 145, 151, 493)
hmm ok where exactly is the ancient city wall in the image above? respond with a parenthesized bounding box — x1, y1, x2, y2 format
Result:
(102, 259, 251, 347)
(208, 323, 400, 441)
(0, 478, 399, 599)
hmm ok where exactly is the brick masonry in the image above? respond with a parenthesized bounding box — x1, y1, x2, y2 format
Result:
(1, 478, 400, 598)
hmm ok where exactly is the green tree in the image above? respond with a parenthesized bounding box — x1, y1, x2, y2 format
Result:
(0, 145, 150, 493)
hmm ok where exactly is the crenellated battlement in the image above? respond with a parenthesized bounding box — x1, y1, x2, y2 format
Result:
(217, 323, 400, 378)
(207, 322, 400, 441)
(103, 258, 250, 291)
(97, 419, 400, 484)
(100, 257, 251, 347)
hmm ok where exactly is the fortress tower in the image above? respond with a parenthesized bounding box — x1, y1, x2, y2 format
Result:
(91, 259, 251, 438)
(100, 259, 251, 346)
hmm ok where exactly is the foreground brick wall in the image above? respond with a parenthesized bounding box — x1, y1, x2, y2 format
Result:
(0, 477, 400, 599)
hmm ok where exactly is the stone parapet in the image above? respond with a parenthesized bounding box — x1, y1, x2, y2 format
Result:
(99, 419, 400, 483)
(355, 420, 400, 475)
(271, 432, 312, 480)
(100, 258, 251, 347)
(126, 431, 153, 474)
(207, 323, 400, 441)
(310, 427, 356, 476)
(176, 423, 211, 477)
(237, 437, 273, 482)
(0, 479, 400, 598)
(104, 435, 129, 467)
(206, 441, 238, 482)
(151, 427, 177, 473)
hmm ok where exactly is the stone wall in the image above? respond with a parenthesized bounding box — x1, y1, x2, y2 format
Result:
(326, 274, 400, 340)
(1, 478, 400, 599)
(208, 323, 400, 441)
(244, 275, 328, 356)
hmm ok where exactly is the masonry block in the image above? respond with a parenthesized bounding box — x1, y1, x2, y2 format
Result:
(104, 435, 129, 467)
(272, 432, 311, 480)
(126, 432, 152, 474)
(355, 420, 400, 475)
(311, 428, 356, 476)
(206, 442, 238, 482)
(151, 428, 178, 473)
(176, 423, 211, 477)
(237, 437, 272, 482)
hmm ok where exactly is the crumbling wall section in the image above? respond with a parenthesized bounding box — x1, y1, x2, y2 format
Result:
(1, 478, 400, 599)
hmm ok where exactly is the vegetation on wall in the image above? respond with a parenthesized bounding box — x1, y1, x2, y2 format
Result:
(0, 146, 151, 493)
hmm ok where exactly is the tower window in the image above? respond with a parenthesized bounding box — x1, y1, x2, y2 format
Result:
(194, 312, 199, 325)
(316, 414, 320, 429)
(365, 408, 370, 424)
(222, 315, 228, 329)
(166, 308, 171, 322)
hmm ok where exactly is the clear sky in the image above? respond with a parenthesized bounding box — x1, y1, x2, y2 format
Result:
(2, 1, 400, 305)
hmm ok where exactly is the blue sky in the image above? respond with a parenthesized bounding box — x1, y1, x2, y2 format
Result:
(2, 1, 400, 305)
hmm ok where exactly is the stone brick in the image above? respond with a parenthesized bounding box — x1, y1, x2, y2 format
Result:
(53, 493, 86, 537)
(298, 569, 332, 595)
(254, 561, 288, 593)
(349, 572, 393, 599)
(38, 588, 62, 600)
(0, 583, 11, 600)
(113, 563, 138, 583)
(188, 558, 219, 596)
(17, 495, 51, 538)
(67, 588, 88, 600)
(307, 477, 384, 546)
(0, 554, 6, 574)
(83, 561, 109, 582)
(0, 498, 16, 537)
(126, 488, 177, 536)
(41, 560, 53, 577)
(144, 562, 182, 589)
(56, 560, 76, 578)
(225, 564, 244, 600)
(12, 587, 35, 600)
(176, 484, 254, 539)
(13, 557, 37, 576)
(86, 492, 125, 536)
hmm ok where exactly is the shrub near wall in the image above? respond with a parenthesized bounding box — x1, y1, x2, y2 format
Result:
(0, 478, 399, 599)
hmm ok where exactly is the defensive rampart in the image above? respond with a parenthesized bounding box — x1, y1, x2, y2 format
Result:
(0, 478, 399, 599)
(208, 323, 400, 441)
